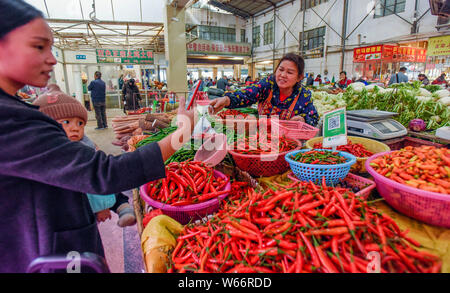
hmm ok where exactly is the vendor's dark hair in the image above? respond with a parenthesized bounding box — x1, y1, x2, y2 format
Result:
(0, 0, 44, 40)
(276, 53, 305, 76)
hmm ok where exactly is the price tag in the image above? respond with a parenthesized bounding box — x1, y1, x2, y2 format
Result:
(323, 107, 347, 149)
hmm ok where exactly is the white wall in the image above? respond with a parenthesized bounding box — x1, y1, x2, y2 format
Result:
(64, 50, 98, 64)
(186, 7, 247, 42)
(246, 0, 443, 79)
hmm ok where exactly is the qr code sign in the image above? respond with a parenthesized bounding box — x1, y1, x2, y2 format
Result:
(328, 116, 340, 130)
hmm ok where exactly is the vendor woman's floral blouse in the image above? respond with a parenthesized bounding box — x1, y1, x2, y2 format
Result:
(224, 75, 319, 126)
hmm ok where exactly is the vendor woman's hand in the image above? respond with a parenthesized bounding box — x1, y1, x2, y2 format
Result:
(209, 96, 230, 115)
(290, 115, 305, 122)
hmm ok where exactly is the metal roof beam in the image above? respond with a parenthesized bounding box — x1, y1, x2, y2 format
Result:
(45, 18, 164, 27)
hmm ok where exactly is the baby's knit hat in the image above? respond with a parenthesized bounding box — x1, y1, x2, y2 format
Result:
(33, 91, 88, 123)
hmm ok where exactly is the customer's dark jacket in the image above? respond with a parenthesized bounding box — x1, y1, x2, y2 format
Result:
(88, 78, 106, 103)
(217, 78, 230, 91)
(122, 83, 142, 111)
(0, 88, 166, 272)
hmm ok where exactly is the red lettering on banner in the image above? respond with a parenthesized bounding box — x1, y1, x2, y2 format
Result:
(97, 50, 105, 57)
(133, 51, 139, 58)
(112, 50, 119, 57)
(147, 51, 152, 58)
(106, 50, 112, 56)
(193, 43, 197, 51)
(120, 51, 126, 57)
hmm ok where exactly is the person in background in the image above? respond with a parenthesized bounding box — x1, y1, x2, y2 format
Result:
(82, 79, 91, 111)
(323, 76, 330, 84)
(33, 90, 136, 227)
(122, 78, 142, 111)
(314, 74, 322, 85)
(0, 0, 195, 272)
(217, 75, 231, 91)
(88, 71, 107, 130)
(205, 77, 213, 87)
(245, 76, 253, 86)
(306, 73, 314, 86)
(418, 73, 430, 86)
(432, 73, 448, 86)
(338, 71, 353, 89)
(388, 67, 408, 85)
(209, 53, 319, 126)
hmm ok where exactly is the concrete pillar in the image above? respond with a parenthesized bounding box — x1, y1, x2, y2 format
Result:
(73, 65, 84, 104)
(213, 67, 218, 80)
(164, 4, 188, 94)
(198, 69, 202, 79)
(248, 62, 256, 80)
(233, 65, 241, 80)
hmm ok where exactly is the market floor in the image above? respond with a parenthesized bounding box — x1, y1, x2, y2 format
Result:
(85, 108, 144, 273)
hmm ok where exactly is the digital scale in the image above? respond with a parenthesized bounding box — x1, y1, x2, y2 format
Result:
(346, 110, 408, 140)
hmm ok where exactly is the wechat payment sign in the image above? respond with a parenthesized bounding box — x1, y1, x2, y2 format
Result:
(323, 107, 347, 148)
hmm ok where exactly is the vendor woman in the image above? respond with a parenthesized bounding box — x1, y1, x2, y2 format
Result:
(0, 0, 194, 272)
(210, 53, 319, 126)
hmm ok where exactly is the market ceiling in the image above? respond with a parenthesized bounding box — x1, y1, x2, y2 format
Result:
(25, 0, 165, 51)
(208, 0, 286, 19)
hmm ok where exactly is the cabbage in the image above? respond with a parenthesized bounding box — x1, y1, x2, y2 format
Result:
(418, 88, 432, 97)
(348, 82, 365, 92)
(438, 96, 450, 106)
(409, 119, 426, 132)
(434, 89, 450, 99)
(416, 96, 433, 102)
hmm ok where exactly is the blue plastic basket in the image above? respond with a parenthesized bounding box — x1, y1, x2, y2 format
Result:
(285, 149, 357, 186)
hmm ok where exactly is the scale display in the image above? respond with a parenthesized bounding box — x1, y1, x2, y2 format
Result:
(346, 110, 407, 140)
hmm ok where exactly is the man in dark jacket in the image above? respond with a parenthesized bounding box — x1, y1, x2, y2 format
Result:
(217, 76, 231, 91)
(88, 71, 107, 129)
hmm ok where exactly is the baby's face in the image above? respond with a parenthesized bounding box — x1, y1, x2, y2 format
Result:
(56, 117, 85, 141)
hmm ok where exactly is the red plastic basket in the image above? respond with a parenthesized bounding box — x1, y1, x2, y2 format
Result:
(366, 152, 450, 228)
(271, 120, 319, 140)
(228, 139, 302, 177)
(287, 172, 376, 199)
(139, 170, 231, 225)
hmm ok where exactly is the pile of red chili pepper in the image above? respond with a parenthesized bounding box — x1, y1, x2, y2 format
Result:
(291, 150, 348, 165)
(146, 161, 230, 206)
(168, 179, 441, 273)
(217, 109, 249, 119)
(313, 142, 374, 158)
(232, 134, 298, 155)
(370, 146, 450, 194)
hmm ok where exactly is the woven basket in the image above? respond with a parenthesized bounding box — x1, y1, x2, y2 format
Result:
(228, 138, 302, 177)
(285, 149, 357, 186)
(366, 152, 450, 228)
(139, 170, 231, 225)
(305, 136, 390, 173)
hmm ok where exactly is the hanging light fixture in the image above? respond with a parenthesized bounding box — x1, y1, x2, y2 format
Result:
(89, 0, 100, 23)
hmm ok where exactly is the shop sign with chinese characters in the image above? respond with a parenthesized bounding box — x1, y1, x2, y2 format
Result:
(427, 35, 450, 56)
(353, 45, 427, 63)
(187, 40, 251, 56)
(96, 49, 154, 64)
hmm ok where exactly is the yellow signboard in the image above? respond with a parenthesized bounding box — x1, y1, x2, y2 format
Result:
(427, 35, 450, 56)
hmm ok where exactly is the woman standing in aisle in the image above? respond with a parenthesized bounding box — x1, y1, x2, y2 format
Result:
(0, 0, 195, 273)
(209, 53, 319, 126)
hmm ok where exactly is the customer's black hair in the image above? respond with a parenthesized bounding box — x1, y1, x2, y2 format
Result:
(275, 53, 305, 76)
(340, 71, 347, 77)
(399, 67, 407, 72)
(0, 0, 44, 40)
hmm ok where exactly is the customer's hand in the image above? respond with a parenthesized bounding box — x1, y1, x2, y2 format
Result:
(209, 96, 231, 115)
(176, 96, 195, 132)
(290, 115, 305, 122)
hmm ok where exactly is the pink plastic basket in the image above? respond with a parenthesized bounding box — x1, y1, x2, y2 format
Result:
(287, 172, 376, 199)
(139, 170, 231, 225)
(366, 152, 450, 228)
(228, 138, 302, 177)
(271, 120, 319, 140)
